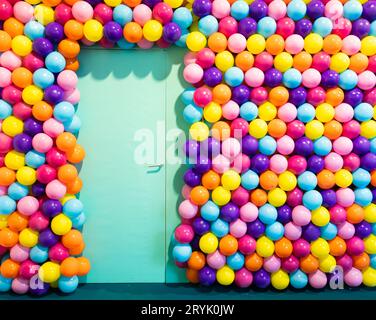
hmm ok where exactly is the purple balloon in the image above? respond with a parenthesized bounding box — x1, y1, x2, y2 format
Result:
(38, 229, 59, 247)
(277, 205, 292, 224)
(302, 223, 321, 242)
(192, 217, 210, 235)
(306, 0, 325, 19)
(184, 139, 200, 160)
(13, 133, 32, 153)
(321, 70, 339, 88)
(143, 0, 162, 7)
(163, 22, 181, 43)
(247, 219, 265, 238)
(249, 0, 268, 21)
(32, 38, 53, 57)
(32, 182, 45, 197)
(44, 85, 64, 105)
(362, 1, 376, 22)
(361, 153, 376, 171)
(307, 155, 324, 173)
(192, 0, 212, 17)
(104, 21, 123, 42)
(44, 22, 64, 43)
(220, 202, 239, 222)
(29, 282, 50, 296)
(294, 19, 312, 37)
(241, 135, 259, 155)
(355, 221, 372, 238)
(253, 269, 270, 288)
(232, 85, 250, 105)
(238, 17, 257, 37)
(353, 136, 370, 155)
(199, 266, 216, 286)
(321, 189, 337, 208)
(203, 67, 222, 87)
(42, 199, 62, 217)
(351, 18, 370, 38)
(264, 68, 282, 87)
(183, 168, 201, 187)
(294, 137, 314, 156)
(195, 156, 212, 173)
(289, 87, 307, 106)
(23, 118, 43, 136)
(201, 137, 221, 159)
(344, 88, 363, 107)
(251, 154, 269, 173)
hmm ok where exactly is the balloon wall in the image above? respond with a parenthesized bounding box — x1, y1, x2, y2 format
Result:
(0, 0, 375, 294)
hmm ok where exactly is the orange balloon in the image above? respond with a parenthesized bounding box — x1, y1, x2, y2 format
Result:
(208, 32, 227, 53)
(69, 241, 85, 255)
(326, 87, 344, 106)
(219, 234, 238, 256)
(274, 237, 293, 258)
(293, 51, 312, 72)
(0, 167, 16, 186)
(0, 30, 12, 52)
(269, 86, 289, 106)
(329, 236, 347, 256)
(371, 170, 376, 187)
(202, 170, 220, 190)
(62, 230, 83, 249)
(268, 119, 287, 138)
(32, 101, 53, 121)
(250, 189, 267, 207)
(187, 251, 206, 270)
(317, 169, 336, 189)
(60, 257, 79, 277)
(123, 22, 143, 43)
(245, 253, 263, 272)
(190, 186, 209, 206)
(1, 259, 20, 279)
(235, 51, 254, 71)
(346, 204, 365, 224)
(324, 120, 343, 140)
(7, 212, 28, 232)
(43, 0, 62, 6)
(259, 170, 279, 190)
(11, 67, 33, 89)
(211, 121, 231, 141)
(56, 132, 77, 152)
(266, 34, 285, 55)
(349, 53, 369, 73)
(186, 268, 199, 283)
(300, 254, 319, 273)
(0, 228, 18, 247)
(65, 58, 80, 71)
(58, 39, 80, 59)
(212, 84, 231, 104)
(64, 20, 84, 41)
(58, 164, 78, 184)
(323, 34, 342, 54)
(3, 18, 24, 38)
(64, 0, 79, 5)
(353, 252, 370, 271)
(66, 177, 83, 195)
(66, 144, 85, 163)
(123, 0, 142, 7)
(76, 256, 91, 276)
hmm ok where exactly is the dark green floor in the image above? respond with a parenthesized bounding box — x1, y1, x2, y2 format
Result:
(1, 283, 376, 300)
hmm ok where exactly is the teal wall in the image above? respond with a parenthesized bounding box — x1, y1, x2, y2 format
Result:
(77, 47, 187, 283)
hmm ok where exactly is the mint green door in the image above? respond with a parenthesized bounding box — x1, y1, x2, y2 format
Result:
(77, 49, 168, 283)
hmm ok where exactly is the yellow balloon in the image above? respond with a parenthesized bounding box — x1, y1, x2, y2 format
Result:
(315, 103, 335, 123)
(0, 215, 8, 229)
(249, 119, 268, 139)
(274, 52, 293, 72)
(204, 102, 222, 123)
(364, 234, 376, 254)
(164, 0, 184, 8)
(268, 188, 286, 207)
(216, 266, 235, 286)
(258, 102, 277, 121)
(104, 0, 122, 6)
(60, 194, 76, 206)
(360, 120, 376, 139)
(335, 169, 353, 188)
(271, 270, 289, 290)
(51, 214, 72, 236)
(305, 120, 324, 140)
(84, 19, 104, 42)
(143, 20, 163, 42)
(39, 262, 60, 283)
(5, 150, 25, 170)
(1, 116, 24, 137)
(247, 34, 265, 54)
(189, 121, 209, 141)
(199, 232, 218, 254)
(22, 85, 44, 105)
(221, 170, 241, 191)
(311, 238, 330, 258)
(256, 236, 275, 258)
(319, 254, 336, 273)
(212, 186, 231, 206)
(304, 33, 323, 54)
(364, 204, 376, 223)
(16, 166, 36, 186)
(215, 51, 234, 72)
(311, 207, 330, 227)
(11, 35, 32, 57)
(25, 0, 41, 4)
(19, 228, 39, 248)
(278, 171, 297, 191)
(186, 31, 206, 52)
(363, 267, 376, 287)
(34, 4, 55, 26)
(330, 53, 350, 73)
(361, 36, 376, 56)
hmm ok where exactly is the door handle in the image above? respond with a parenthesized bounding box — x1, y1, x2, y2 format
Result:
(145, 163, 164, 168)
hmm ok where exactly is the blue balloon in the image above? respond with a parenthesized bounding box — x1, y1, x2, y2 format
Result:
(298, 171, 317, 191)
(312, 17, 333, 37)
(224, 67, 244, 87)
(0, 275, 11, 292)
(320, 222, 337, 240)
(58, 276, 79, 294)
(283, 68, 302, 89)
(354, 103, 373, 122)
(172, 244, 192, 262)
(183, 104, 203, 124)
(370, 254, 376, 269)
(259, 204, 278, 225)
(0, 100, 12, 119)
(25, 150, 46, 168)
(265, 221, 284, 240)
(314, 137, 332, 156)
(343, 0, 363, 21)
(30, 245, 49, 264)
(259, 135, 277, 155)
(63, 199, 84, 219)
(297, 103, 315, 123)
(181, 88, 195, 105)
(113, 4, 133, 26)
(7, 182, 29, 201)
(370, 21, 376, 36)
(64, 115, 82, 134)
(33, 68, 55, 89)
(231, 0, 249, 20)
(45, 52, 66, 73)
(24, 21, 45, 40)
(71, 212, 86, 230)
(353, 168, 371, 188)
(241, 170, 259, 190)
(201, 201, 220, 222)
(287, 0, 307, 21)
(173, 8, 193, 29)
(227, 252, 245, 270)
(53, 101, 75, 123)
(303, 190, 323, 210)
(257, 17, 277, 38)
(198, 15, 219, 36)
(0, 196, 16, 215)
(211, 219, 229, 237)
(354, 188, 373, 206)
(339, 70, 358, 90)
(240, 102, 258, 121)
(371, 138, 376, 153)
(175, 28, 189, 48)
(117, 39, 135, 49)
(290, 269, 308, 289)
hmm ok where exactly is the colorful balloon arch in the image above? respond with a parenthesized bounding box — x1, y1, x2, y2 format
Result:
(0, 0, 375, 294)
